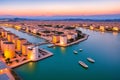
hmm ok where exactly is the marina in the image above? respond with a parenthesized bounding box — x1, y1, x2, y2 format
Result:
(1, 27, 120, 80)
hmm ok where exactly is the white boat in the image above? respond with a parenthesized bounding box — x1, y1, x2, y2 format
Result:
(79, 49, 83, 51)
(79, 61, 88, 68)
(87, 57, 95, 63)
(73, 50, 78, 54)
(47, 44, 55, 48)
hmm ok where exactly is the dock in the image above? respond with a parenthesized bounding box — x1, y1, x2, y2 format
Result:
(8, 48, 53, 68)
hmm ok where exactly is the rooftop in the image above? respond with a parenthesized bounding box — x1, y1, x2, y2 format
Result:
(3, 42, 14, 44)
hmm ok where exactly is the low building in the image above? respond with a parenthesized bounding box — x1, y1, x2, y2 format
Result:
(67, 33, 76, 40)
(112, 27, 119, 31)
(14, 25, 21, 30)
(3, 42, 15, 59)
(99, 26, 105, 32)
(90, 25, 94, 30)
(32, 28, 38, 34)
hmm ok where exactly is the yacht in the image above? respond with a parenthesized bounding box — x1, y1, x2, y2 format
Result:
(79, 49, 83, 51)
(79, 61, 88, 68)
(87, 57, 95, 63)
(47, 44, 55, 48)
(73, 50, 78, 54)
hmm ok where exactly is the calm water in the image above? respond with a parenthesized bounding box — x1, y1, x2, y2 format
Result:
(4, 27, 120, 80)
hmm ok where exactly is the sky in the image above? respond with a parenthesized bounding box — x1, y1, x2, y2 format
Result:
(0, 0, 120, 17)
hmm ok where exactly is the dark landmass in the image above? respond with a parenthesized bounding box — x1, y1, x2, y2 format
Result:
(0, 18, 120, 22)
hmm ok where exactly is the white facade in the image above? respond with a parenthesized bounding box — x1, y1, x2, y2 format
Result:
(28, 46, 39, 61)
(60, 35, 67, 45)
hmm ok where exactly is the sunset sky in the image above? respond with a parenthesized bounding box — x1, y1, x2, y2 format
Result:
(0, 0, 120, 17)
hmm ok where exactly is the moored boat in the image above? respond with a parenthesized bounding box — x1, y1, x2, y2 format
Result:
(79, 61, 88, 68)
(47, 44, 55, 48)
(73, 50, 78, 54)
(79, 49, 83, 52)
(87, 57, 95, 63)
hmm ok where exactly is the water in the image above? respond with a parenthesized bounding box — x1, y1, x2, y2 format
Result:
(3, 27, 120, 80)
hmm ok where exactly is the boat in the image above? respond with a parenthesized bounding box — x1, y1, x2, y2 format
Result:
(47, 44, 55, 48)
(79, 61, 88, 68)
(87, 57, 95, 63)
(73, 50, 78, 54)
(79, 49, 83, 51)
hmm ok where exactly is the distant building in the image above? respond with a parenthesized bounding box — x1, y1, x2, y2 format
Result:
(112, 27, 119, 31)
(90, 25, 94, 30)
(3, 42, 15, 59)
(32, 28, 39, 34)
(14, 25, 21, 30)
(67, 33, 76, 40)
(99, 26, 105, 32)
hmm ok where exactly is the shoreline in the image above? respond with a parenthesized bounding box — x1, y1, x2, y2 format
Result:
(79, 27, 120, 33)
(19, 29, 89, 47)
(55, 34, 89, 47)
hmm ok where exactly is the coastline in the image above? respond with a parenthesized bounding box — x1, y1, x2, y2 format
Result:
(19, 29, 89, 47)
(55, 34, 89, 47)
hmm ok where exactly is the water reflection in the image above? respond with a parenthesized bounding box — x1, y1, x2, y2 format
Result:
(27, 62, 36, 72)
(60, 47, 66, 53)
(113, 32, 118, 36)
(100, 31, 105, 34)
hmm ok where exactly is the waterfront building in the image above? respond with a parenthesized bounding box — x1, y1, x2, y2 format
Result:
(26, 26, 30, 33)
(22, 42, 33, 56)
(60, 35, 67, 46)
(112, 27, 119, 31)
(90, 25, 94, 30)
(0, 38, 7, 51)
(12, 36, 19, 49)
(16, 38, 27, 52)
(52, 34, 60, 43)
(27, 46, 39, 61)
(67, 33, 76, 40)
(1, 30, 6, 38)
(3, 42, 15, 59)
(99, 26, 105, 32)
(14, 25, 21, 30)
(7, 33, 14, 42)
(32, 28, 39, 34)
